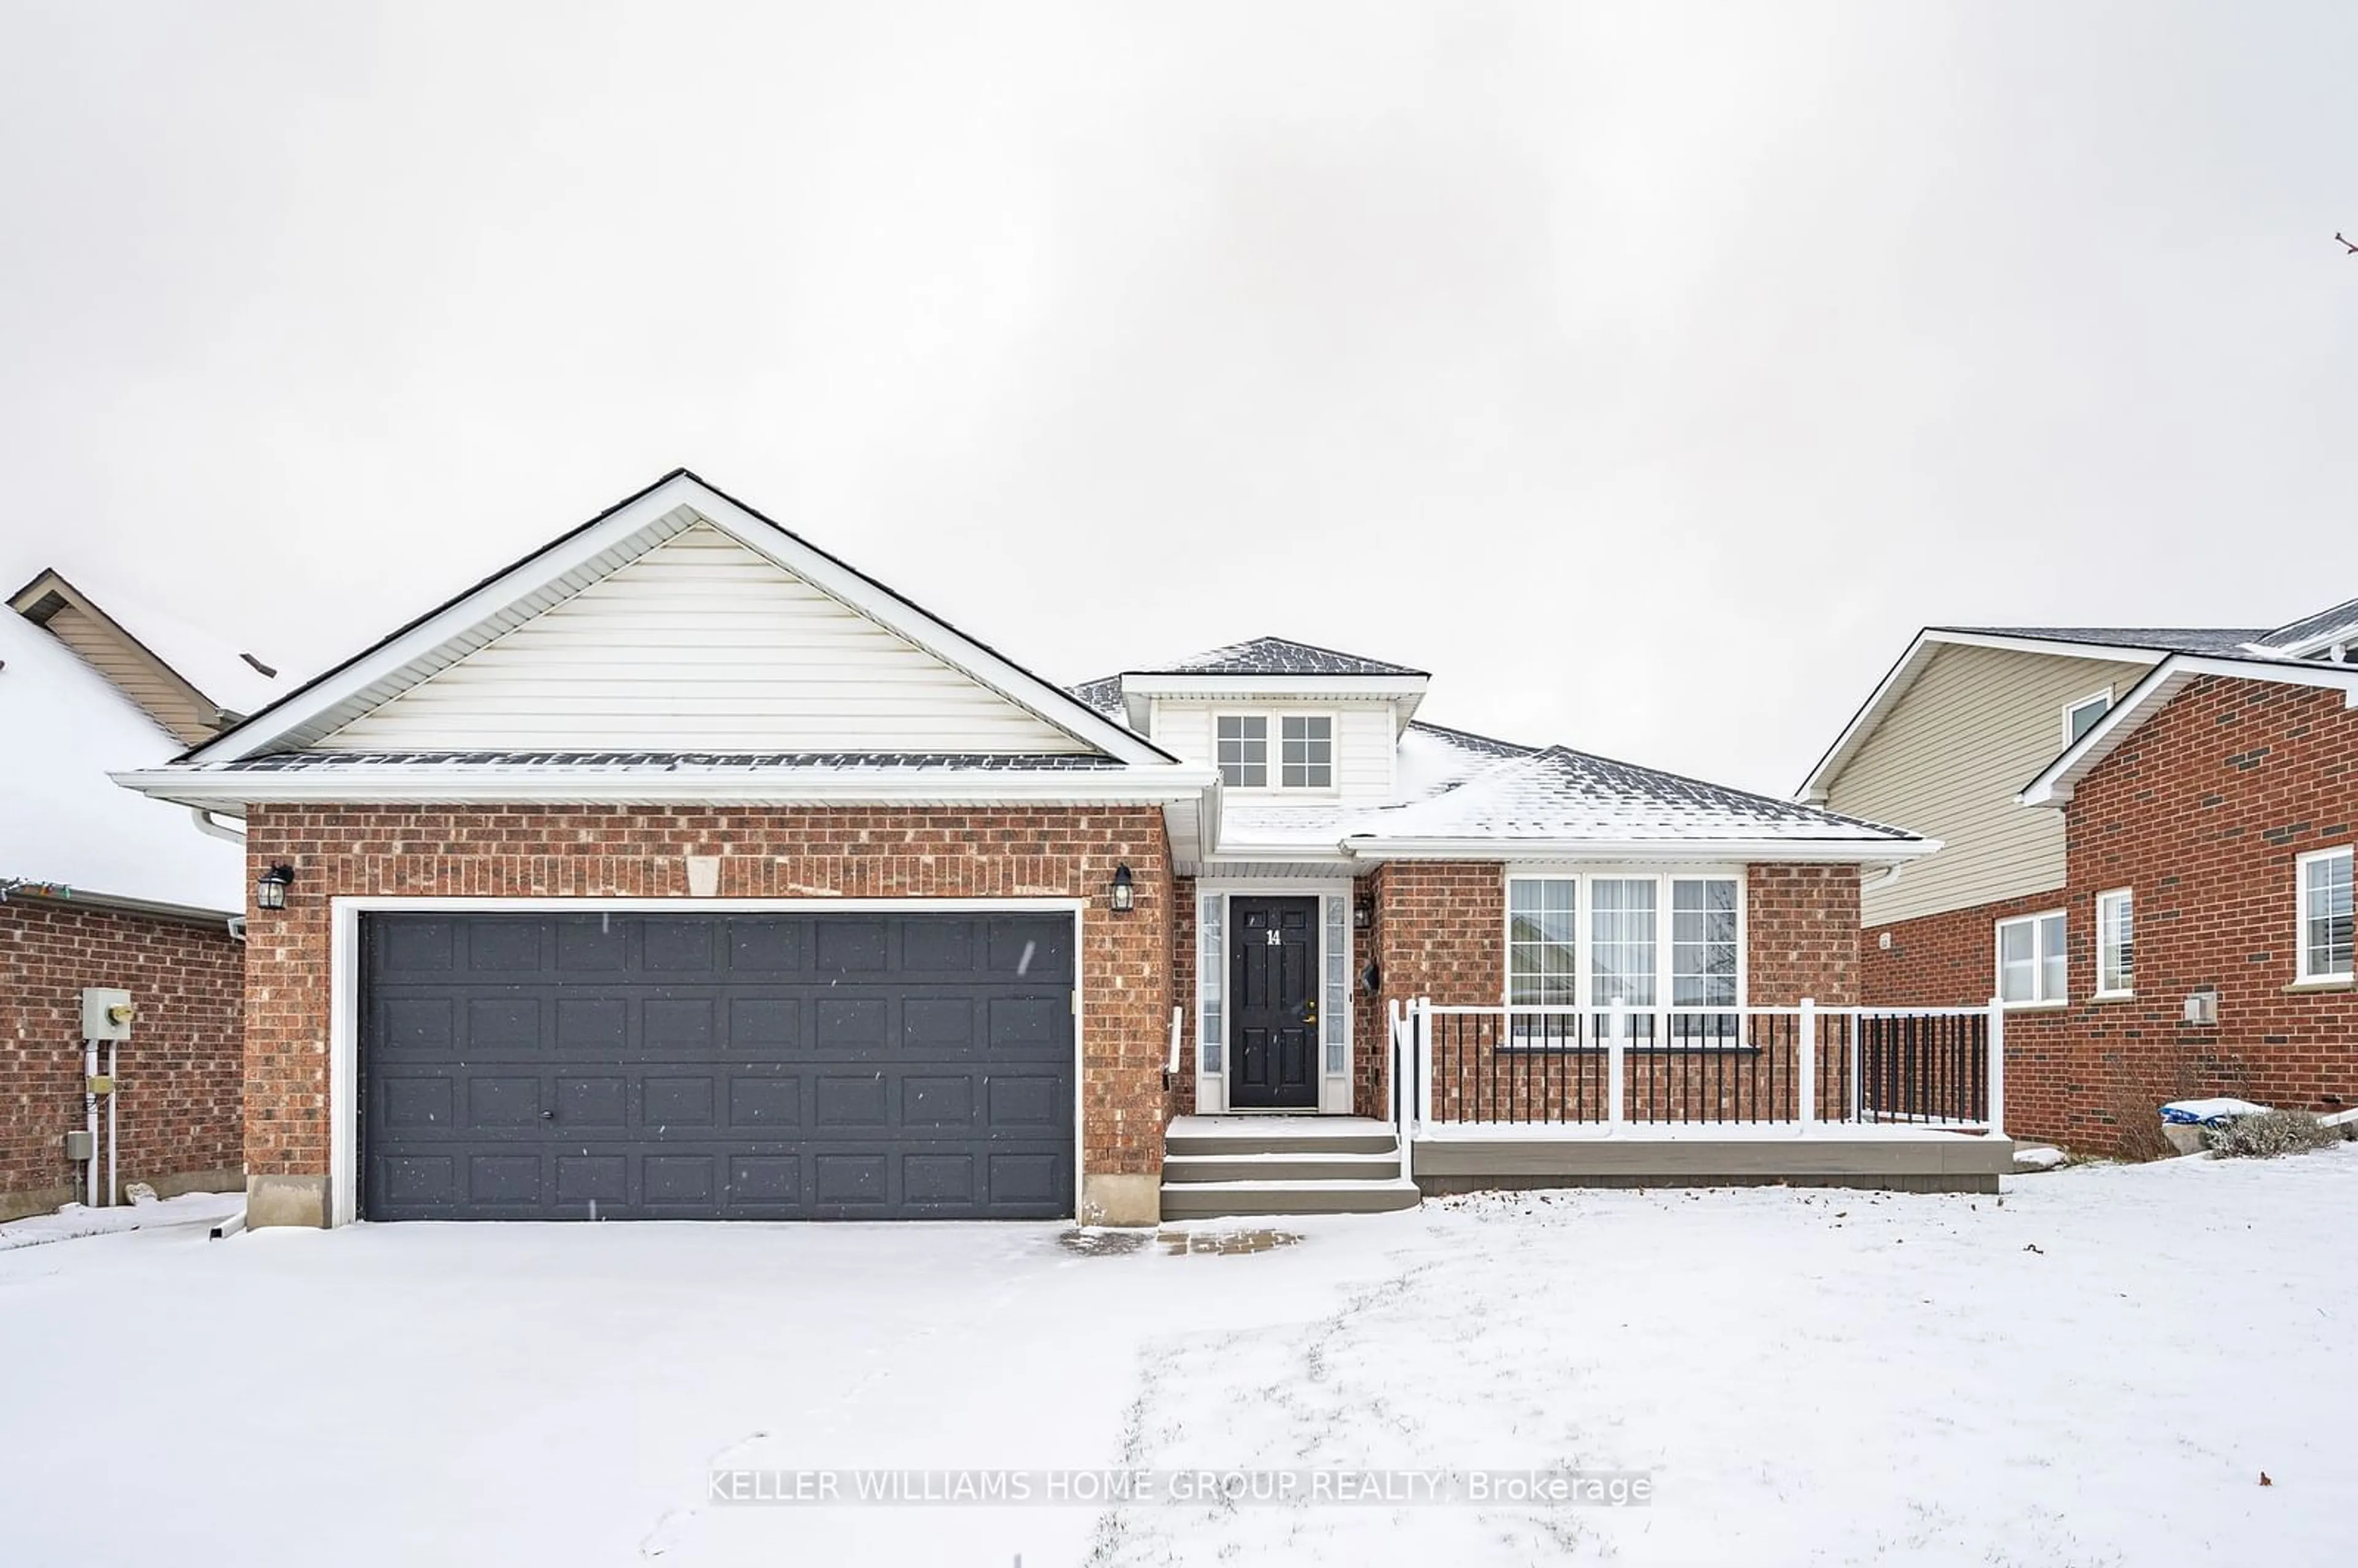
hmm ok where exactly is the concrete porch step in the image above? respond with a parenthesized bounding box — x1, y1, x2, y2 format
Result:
(1165, 1116, 1401, 1159)
(1161, 1150, 1404, 1184)
(1157, 1177, 1424, 1219)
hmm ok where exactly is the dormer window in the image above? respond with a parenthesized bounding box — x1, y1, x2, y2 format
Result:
(1216, 715, 1268, 786)
(1280, 715, 1333, 788)
(1215, 713, 1333, 790)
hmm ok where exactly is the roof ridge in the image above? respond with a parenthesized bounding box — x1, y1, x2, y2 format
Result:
(1404, 717, 1538, 754)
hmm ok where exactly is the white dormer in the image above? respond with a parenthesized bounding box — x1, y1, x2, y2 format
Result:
(1098, 637, 1430, 809)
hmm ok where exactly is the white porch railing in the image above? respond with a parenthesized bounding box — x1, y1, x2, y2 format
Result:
(1391, 999, 2006, 1138)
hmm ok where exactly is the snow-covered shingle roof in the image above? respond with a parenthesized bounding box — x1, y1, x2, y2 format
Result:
(1127, 636, 1426, 678)
(200, 750, 1129, 773)
(1353, 745, 1919, 847)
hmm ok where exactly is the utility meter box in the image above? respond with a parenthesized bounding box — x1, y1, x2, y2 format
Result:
(63, 1129, 96, 1162)
(80, 987, 133, 1041)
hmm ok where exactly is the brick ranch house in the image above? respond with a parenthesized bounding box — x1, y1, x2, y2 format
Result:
(117, 471, 2010, 1230)
(1, 570, 281, 1220)
(1805, 613, 2358, 1154)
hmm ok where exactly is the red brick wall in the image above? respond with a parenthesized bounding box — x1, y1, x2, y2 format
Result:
(1747, 864, 1862, 1006)
(1864, 676, 2358, 1154)
(241, 805, 1172, 1183)
(1358, 862, 1862, 1119)
(0, 899, 243, 1218)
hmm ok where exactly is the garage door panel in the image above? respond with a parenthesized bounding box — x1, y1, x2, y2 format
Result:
(990, 917, 1073, 981)
(725, 996, 801, 1055)
(727, 1074, 801, 1130)
(815, 920, 890, 973)
(466, 920, 545, 974)
(362, 912, 1074, 1221)
(556, 996, 628, 1052)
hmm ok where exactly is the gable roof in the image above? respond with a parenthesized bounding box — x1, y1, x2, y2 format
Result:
(169, 470, 1179, 770)
(1126, 636, 1427, 679)
(0, 607, 241, 917)
(9, 567, 284, 743)
(1356, 744, 1923, 858)
(2020, 651, 2358, 806)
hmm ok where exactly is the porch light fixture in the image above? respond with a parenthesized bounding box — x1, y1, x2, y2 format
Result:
(255, 863, 295, 912)
(1109, 863, 1135, 914)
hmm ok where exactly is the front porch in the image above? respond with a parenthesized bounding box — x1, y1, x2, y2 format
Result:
(1398, 998, 2014, 1195)
(1159, 1000, 2015, 1218)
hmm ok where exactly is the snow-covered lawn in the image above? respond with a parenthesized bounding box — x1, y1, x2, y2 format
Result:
(2, 1152, 2349, 1567)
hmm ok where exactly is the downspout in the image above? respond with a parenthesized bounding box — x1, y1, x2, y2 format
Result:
(1863, 862, 1907, 894)
(189, 809, 249, 942)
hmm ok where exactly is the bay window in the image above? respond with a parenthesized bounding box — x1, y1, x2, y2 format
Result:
(1506, 872, 1743, 1047)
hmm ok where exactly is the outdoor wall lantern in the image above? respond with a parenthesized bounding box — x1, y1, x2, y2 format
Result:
(1109, 863, 1135, 914)
(255, 863, 295, 912)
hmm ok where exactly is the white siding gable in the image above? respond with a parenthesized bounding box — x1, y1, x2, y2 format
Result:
(319, 523, 1094, 754)
(1148, 699, 1397, 804)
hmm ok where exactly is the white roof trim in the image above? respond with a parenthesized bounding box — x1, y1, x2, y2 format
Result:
(111, 763, 1220, 815)
(2020, 654, 2358, 807)
(181, 472, 1178, 769)
(1340, 836, 1940, 866)
(1799, 629, 2169, 802)
(1116, 673, 1430, 698)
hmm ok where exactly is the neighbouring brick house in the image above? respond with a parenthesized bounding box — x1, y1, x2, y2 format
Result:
(1807, 615, 2358, 1154)
(118, 470, 1952, 1230)
(1, 570, 281, 1220)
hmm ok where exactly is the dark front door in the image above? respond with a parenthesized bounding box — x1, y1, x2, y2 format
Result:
(1229, 896, 1319, 1109)
(358, 910, 1076, 1221)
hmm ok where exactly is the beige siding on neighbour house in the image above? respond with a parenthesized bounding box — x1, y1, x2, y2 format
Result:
(320, 522, 1094, 753)
(1826, 643, 2149, 926)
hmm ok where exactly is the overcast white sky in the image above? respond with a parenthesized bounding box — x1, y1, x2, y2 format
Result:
(2, 2, 2352, 793)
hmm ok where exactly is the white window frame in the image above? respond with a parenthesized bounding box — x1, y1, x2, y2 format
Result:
(1501, 869, 1747, 1050)
(1996, 909, 2068, 1009)
(2062, 689, 2113, 748)
(2295, 845, 2355, 984)
(2093, 887, 2134, 998)
(1214, 713, 1269, 789)
(1279, 713, 1336, 791)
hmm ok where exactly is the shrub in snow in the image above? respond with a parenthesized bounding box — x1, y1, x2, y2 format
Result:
(2204, 1110, 2344, 1159)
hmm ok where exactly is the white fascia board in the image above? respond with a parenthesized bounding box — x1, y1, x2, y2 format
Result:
(1343, 836, 1939, 866)
(190, 473, 1173, 769)
(2020, 654, 2358, 807)
(111, 764, 1221, 815)
(1797, 629, 2169, 803)
(1116, 673, 1430, 701)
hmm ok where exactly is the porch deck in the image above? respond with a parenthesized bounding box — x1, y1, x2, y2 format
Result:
(1388, 999, 2014, 1195)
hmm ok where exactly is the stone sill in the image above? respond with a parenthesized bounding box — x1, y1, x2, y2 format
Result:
(2089, 991, 2137, 1004)
(2284, 977, 2356, 994)
(2001, 1000, 2068, 1013)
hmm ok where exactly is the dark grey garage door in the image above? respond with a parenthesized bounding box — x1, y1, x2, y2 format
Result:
(360, 911, 1075, 1221)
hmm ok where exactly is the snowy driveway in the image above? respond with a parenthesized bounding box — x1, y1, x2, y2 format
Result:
(2, 1151, 2351, 1567)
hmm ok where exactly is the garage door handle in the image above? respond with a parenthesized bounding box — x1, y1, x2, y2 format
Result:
(540, 1109, 554, 1120)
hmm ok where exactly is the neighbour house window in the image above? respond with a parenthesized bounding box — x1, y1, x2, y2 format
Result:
(2095, 888, 2134, 996)
(1506, 873, 1742, 1047)
(2297, 847, 2354, 984)
(2063, 691, 2112, 747)
(1215, 716, 1267, 788)
(1996, 911, 2068, 1006)
(1281, 715, 1334, 789)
